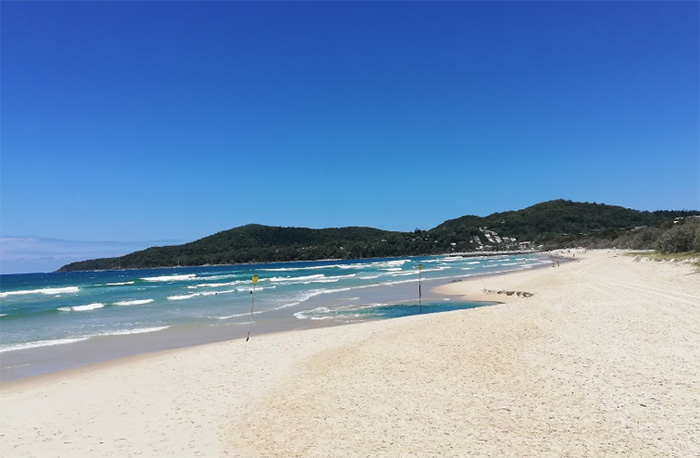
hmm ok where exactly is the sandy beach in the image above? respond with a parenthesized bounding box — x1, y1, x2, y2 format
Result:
(1, 250, 698, 457)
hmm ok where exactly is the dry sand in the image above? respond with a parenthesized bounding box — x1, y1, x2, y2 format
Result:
(1, 250, 698, 457)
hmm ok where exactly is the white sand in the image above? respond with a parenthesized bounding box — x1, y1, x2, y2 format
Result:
(1, 251, 698, 457)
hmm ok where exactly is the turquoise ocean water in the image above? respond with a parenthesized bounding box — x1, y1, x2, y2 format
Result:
(0, 254, 549, 378)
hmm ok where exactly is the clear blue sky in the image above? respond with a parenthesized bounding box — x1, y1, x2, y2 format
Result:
(1, 1, 698, 273)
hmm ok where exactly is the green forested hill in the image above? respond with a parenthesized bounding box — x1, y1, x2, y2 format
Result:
(432, 200, 682, 243)
(57, 200, 697, 271)
(59, 225, 435, 270)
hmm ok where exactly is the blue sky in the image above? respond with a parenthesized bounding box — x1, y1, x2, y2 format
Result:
(1, 1, 698, 273)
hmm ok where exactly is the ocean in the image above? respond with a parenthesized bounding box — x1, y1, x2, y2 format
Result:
(0, 253, 550, 380)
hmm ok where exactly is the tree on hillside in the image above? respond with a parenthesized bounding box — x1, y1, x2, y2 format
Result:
(656, 218, 700, 253)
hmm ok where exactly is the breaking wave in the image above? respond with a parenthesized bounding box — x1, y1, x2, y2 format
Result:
(114, 299, 154, 306)
(57, 303, 105, 312)
(0, 326, 170, 353)
(0, 337, 91, 353)
(142, 274, 197, 282)
(0, 286, 80, 298)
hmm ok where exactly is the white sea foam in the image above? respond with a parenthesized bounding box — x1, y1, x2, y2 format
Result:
(281, 262, 369, 272)
(420, 266, 447, 273)
(272, 289, 330, 310)
(57, 303, 105, 312)
(167, 293, 199, 301)
(302, 278, 340, 284)
(267, 278, 343, 287)
(278, 287, 355, 309)
(106, 281, 135, 286)
(332, 259, 411, 271)
(269, 273, 326, 282)
(190, 280, 247, 289)
(169, 288, 242, 301)
(216, 310, 264, 320)
(295, 302, 388, 321)
(387, 271, 419, 277)
(382, 259, 410, 267)
(302, 275, 357, 284)
(0, 313, 7, 317)
(193, 274, 240, 282)
(0, 337, 91, 353)
(381, 279, 415, 286)
(0, 286, 80, 298)
(382, 266, 442, 276)
(100, 326, 169, 336)
(142, 274, 197, 282)
(311, 315, 334, 320)
(216, 313, 246, 320)
(114, 299, 154, 306)
(0, 327, 171, 353)
(235, 286, 257, 292)
(260, 264, 331, 272)
(263, 273, 360, 287)
(293, 306, 331, 320)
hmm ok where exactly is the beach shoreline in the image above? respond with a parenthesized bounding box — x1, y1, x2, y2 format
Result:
(1, 255, 553, 383)
(2, 250, 698, 457)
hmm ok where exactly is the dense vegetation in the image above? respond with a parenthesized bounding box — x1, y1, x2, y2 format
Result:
(569, 216, 700, 253)
(432, 200, 691, 244)
(58, 200, 698, 272)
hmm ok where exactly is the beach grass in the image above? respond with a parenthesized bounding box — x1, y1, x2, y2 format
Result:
(626, 250, 700, 267)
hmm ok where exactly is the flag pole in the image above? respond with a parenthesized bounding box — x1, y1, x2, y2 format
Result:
(246, 275, 259, 342)
(418, 263, 423, 313)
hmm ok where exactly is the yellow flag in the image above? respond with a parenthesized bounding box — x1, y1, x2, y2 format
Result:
(418, 264, 423, 270)
(252, 275, 259, 284)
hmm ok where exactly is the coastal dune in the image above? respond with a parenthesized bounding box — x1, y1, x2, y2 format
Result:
(1, 251, 698, 457)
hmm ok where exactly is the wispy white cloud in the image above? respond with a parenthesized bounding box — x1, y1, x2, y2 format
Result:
(0, 237, 182, 274)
